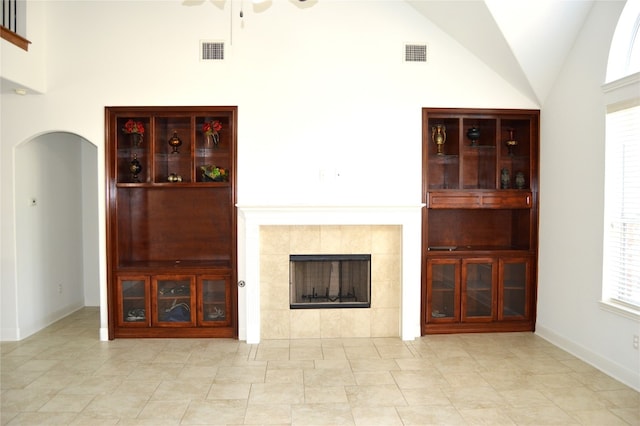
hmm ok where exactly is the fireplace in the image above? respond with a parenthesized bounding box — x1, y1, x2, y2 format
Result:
(237, 204, 424, 343)
(290, 254, 371, 309)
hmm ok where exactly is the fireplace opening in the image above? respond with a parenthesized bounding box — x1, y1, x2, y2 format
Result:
(290, 254, 371, 309)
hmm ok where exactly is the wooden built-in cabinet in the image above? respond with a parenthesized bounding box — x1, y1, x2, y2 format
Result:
(422, 108, 539, 334)
(106, 106, 237, 339)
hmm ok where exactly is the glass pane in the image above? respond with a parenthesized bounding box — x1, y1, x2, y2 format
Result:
(499, 119, 531, 190)
(431, 263, 456, 318)
(202, 279, 227, 321)
(117, 117, 150, 183)
(465, 263, 493, 317)
(121, 279, 146, 323)
(427, 117, 460, 189)
(462, 119, 497, 189)
(503, 262, 526, 317)
(154, 117, 192, 183)
(157, 279, 192, 322)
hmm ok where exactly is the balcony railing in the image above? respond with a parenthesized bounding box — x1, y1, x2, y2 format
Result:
(1, 0, 30, 51)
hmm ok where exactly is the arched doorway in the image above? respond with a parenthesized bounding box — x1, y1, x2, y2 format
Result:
(14, 132, 99, 338)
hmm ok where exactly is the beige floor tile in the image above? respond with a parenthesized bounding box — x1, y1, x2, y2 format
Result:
(458, 407, 517, 425)
(353, 370, 396, 385)
(442, 372, 492, 388)
(248, 382, 305, 404)
(178, 364, 218, 380)
(207, 383, 251, 400)
(345, 384, 407, 407)
(304, 385, 349, 403)
(498, 388, 555, 408)
(320, 346, 347, 359)
(504, 405, 580, 425)
(5, 412, 78, 425)
(396, 404, 467, 425)
(244, 403, 291, 424)
(444, 385, 509, 410)
(303, 368, 356, 387)
(255, 346, 290, 361)
(400, 386, 452, 406)
(1, 388, 52, 412)
(213, 366, 266, 384)
(37, 393, 94, 413)
(349, 358, 399, 372)
(539, 386, 608, 411)
(289, 346, 323, 360)
(151, 379, 211, 401)
(83, 394, 148, 418)
(181, 399, 247, 425)
(569, 408, 631, 425)
(136, 399, 190, 421)
(391, 369, 447, 389)
(291, 403, 354, 425)
(351, 405, 403, 425)
(344, 345, 380, 360)
(610, 406, 640, 425)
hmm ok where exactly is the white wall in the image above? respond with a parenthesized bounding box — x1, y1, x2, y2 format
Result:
(82, 142, 100, 306)
(537, 1, 639, 390)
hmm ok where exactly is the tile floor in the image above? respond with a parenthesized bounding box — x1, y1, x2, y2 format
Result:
(1, 308, 638, 425)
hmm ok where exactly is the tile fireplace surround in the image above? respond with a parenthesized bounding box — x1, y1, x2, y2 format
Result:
(237, 205, 424, 343)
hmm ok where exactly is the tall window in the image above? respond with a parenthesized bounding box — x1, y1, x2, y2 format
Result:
(604, 103, 640, 312)
(602, 1, 640, 317)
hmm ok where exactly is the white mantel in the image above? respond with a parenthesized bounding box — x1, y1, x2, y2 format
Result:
(237, 204, 425, 343)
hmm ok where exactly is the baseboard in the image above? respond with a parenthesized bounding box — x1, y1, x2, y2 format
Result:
(535, 324, 640, 392)
(0, 327, 19, 341)
(16, 303, 85, 341)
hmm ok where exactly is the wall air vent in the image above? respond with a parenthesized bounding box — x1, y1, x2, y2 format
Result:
(201, 41, 224, 60)
(405, 43, 427, 62)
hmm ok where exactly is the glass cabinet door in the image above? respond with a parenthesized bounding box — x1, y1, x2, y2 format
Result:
(152, 276, 196, 326)
(462, 259, 496, 321)
(499, 258, 530, 319)
(116, 276, 150, 327)
(426, 259, 460, 322)
(198, 275, 232, 326)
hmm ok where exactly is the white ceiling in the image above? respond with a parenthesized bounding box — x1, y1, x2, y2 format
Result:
(406, 0, 595, 105)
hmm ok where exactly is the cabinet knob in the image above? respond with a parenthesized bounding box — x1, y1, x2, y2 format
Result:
(238, 280, 246, 288)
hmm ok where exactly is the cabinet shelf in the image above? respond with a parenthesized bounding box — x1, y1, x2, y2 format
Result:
(116, 182, 231, 189)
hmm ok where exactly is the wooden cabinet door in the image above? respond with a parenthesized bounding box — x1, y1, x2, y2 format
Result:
(498, 257, 532, 320)
(116, 275, 150, 327)
(461, 258, 497, 322)
(197, 275, 232, 327)
(426, 258, 461, 323)
(151, 275, 196, 327)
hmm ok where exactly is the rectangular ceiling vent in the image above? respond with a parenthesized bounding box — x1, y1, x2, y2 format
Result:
(201, 41, 225, 61)
(405, 43, 427, 63)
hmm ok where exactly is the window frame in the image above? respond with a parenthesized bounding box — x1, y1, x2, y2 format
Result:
(601, 72, 640, 322)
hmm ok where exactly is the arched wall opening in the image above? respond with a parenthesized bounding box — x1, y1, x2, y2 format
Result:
(14, 131, 99, 339)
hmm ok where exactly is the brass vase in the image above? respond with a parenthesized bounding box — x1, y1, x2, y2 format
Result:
(432, 124, 447, 155)
(506, 128, 518, 155)
(168, 131, 182, 154)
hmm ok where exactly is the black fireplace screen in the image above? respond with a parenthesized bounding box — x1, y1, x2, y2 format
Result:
(290, 254, 371, 309)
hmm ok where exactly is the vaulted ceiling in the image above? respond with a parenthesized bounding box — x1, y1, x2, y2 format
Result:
(407, 0, 595, 105)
